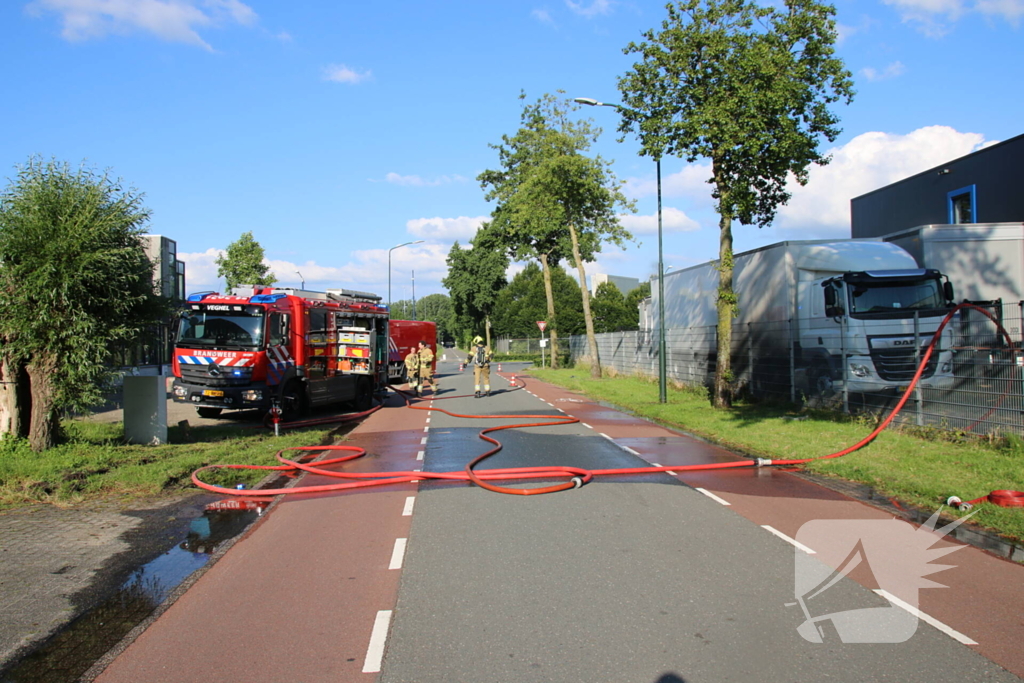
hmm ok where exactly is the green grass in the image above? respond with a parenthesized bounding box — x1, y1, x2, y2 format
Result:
(529, 367, 1024, 545)
(0, 419, 334, 510)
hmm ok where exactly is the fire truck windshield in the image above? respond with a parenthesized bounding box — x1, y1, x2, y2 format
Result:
(848, 278, 945, 316)
(176, 306, 265, 349)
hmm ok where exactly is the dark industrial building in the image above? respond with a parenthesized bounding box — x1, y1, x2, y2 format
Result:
(851, 132, 1024, 238)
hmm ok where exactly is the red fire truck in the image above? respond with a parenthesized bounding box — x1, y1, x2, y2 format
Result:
(172, 286, 434, 419)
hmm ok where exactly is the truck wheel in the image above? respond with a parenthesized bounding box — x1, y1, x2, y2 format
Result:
(280, 381, 307, 420)
(353, 377, 373, 412)
(811, 365, 835, 398)
(197, 407, 222, 419)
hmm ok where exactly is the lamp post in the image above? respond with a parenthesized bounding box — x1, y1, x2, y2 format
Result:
(574, 97, 667, 403)
(388, 240, 424, 308)
(295, 271, 305, 290)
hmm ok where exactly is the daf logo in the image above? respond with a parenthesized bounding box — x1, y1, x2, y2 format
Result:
(207, 364, 222, 377)
(893, 339, 915, 346)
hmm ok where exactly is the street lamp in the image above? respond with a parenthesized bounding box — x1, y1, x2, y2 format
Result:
(295, 271, 305, 290)
(389, 240, 424, 308)
(575, 97, 667, 403)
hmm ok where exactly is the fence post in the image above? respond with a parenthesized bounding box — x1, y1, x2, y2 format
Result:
(914, 310, 923, 426)
(841, 314, 849, 414)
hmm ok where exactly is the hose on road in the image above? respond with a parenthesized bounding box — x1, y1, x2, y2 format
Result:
(194, 303, 1023, 505)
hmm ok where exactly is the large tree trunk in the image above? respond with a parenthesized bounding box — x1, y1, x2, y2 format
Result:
(714, 207, 735, 409)
(568, 222, 601, 378)
(27, 354, 61, 451)
(484, 315, 492, 349)
(538, 253, 559, 369)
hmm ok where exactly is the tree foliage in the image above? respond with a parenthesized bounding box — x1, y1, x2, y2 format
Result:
(618, 0, 853, 405)
(389, 294, 455, 342)
(591, 282, 638, 333)
(491, 262, 584, 339)
(0, 158, 168, 450)
(478, 92, 634, 373)
(216, 231, 276, 290)
(442, 223, 509, 347)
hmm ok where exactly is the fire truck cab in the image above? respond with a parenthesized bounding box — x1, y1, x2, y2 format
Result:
(172, 286, 390, 419)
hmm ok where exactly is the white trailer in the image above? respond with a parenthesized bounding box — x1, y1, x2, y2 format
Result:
(652, 240, 958, 397)
(882, 223, 1024, 305)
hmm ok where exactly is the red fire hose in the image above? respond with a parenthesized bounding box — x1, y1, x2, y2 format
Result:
(193, 304, 1023, 507)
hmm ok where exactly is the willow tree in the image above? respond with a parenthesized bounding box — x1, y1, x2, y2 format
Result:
(618, 0, 853, 406)
(0, 158, 167, 450)
(479, 93, 634, 375)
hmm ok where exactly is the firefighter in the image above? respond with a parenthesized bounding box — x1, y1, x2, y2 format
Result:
(417, 340, 437, 394)
(468, 336, 492, 397)
(405, 348, 422, 396)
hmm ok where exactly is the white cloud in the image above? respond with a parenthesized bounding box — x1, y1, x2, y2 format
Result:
(178, 247, 225, 291)
(617, 207, 700, 235)
(531, 8, 556, 24)
(625, 161, 715, 207)
(861, 61, 907, 82)
(775, 126, 988, 235)
(27, 0, 257, 50)
(883, 0, 1024, 33)
(976, 0, 1024, 22)
(322, 63, 372, 84)
(565, 0, 612, 17)
(406, 216, 488, 240)
(381, 172, 467, 187)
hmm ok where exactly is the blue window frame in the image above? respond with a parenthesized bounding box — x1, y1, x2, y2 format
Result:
(947, 185, 977, 224)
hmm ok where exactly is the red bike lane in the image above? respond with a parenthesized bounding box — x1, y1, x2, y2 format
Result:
(93, 391, 431, 683)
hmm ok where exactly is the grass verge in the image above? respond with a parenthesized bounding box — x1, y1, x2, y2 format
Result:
(0, 419, 334, 511)
(529, 367, 1024, 545)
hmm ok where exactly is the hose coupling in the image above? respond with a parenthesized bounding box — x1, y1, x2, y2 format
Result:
(571, 476, 583, 489)
(946, 495, 973, 512)
(754, 458, 773, 467)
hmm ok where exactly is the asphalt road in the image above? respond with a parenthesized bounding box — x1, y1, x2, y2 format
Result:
(380, 362, 1018, 682)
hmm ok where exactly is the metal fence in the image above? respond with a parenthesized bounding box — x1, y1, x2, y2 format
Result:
(566, 301, 1024, 437)
(495, 337, 545, 355)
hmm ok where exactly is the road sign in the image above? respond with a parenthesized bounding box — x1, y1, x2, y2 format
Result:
(537, 321, 547, 332)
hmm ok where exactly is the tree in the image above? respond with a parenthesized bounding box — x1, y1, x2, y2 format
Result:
(0, 158, 168, 450)
(416, 293, 455, 342)
(618, 0, 854, 406)
(492, 262, 584, 339)
(591, 282, 636, 333)
(479, 92, 634, 375)
(442, 223, 509, 348)
(216, 231, 276, 290)
(626, 281, 652, 329)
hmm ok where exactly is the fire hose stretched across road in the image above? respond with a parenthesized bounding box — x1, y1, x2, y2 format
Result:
(193, 303, 1023, 507)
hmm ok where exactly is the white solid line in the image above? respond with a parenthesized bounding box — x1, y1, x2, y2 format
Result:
(623, 446, 640, 456)
(402, 496, 415, 516)
(416, 450, 425, 460)
(362, 610, 392, 673)
(761, 525, 816, 554)
(874, 590, 978, 645)
(695, 487, 731, 506)
(389, 538, 408, 570)
(581, 423, 592, 429)
(420, 436, 428, 445)
(600, 432, 614, 440)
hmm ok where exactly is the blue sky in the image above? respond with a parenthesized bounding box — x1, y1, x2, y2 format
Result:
(2, 0, 1021, 301)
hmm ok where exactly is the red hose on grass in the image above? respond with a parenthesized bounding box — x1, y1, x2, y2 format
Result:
(194, 304, 1024, 505)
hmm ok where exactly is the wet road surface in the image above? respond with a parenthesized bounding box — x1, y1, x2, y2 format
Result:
(85, 360, 1023, 682)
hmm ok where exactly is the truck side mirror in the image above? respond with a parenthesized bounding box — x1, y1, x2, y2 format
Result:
(823, 287, 843, 318)
(944, 281, 955, 303)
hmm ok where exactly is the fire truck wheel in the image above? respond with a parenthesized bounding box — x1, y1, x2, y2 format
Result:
(197, 407, 222, 419)
(353, 377, 373, 412)
(280, 381, 307, 420)
(810, 364, 836, 398)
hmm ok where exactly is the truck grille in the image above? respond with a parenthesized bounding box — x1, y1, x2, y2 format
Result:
(870, 347, 937, 382)
(179, 365, 253, 387)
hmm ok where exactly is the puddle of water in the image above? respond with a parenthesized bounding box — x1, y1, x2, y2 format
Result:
(0, 501, 265, 683)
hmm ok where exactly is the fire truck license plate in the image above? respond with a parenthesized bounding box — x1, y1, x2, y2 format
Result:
(203, 390, 224, 397)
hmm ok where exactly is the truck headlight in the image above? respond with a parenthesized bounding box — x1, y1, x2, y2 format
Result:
(849, 363, 872, 378)
(173, 385, 188, 398)
(242, 390, 263, 402)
